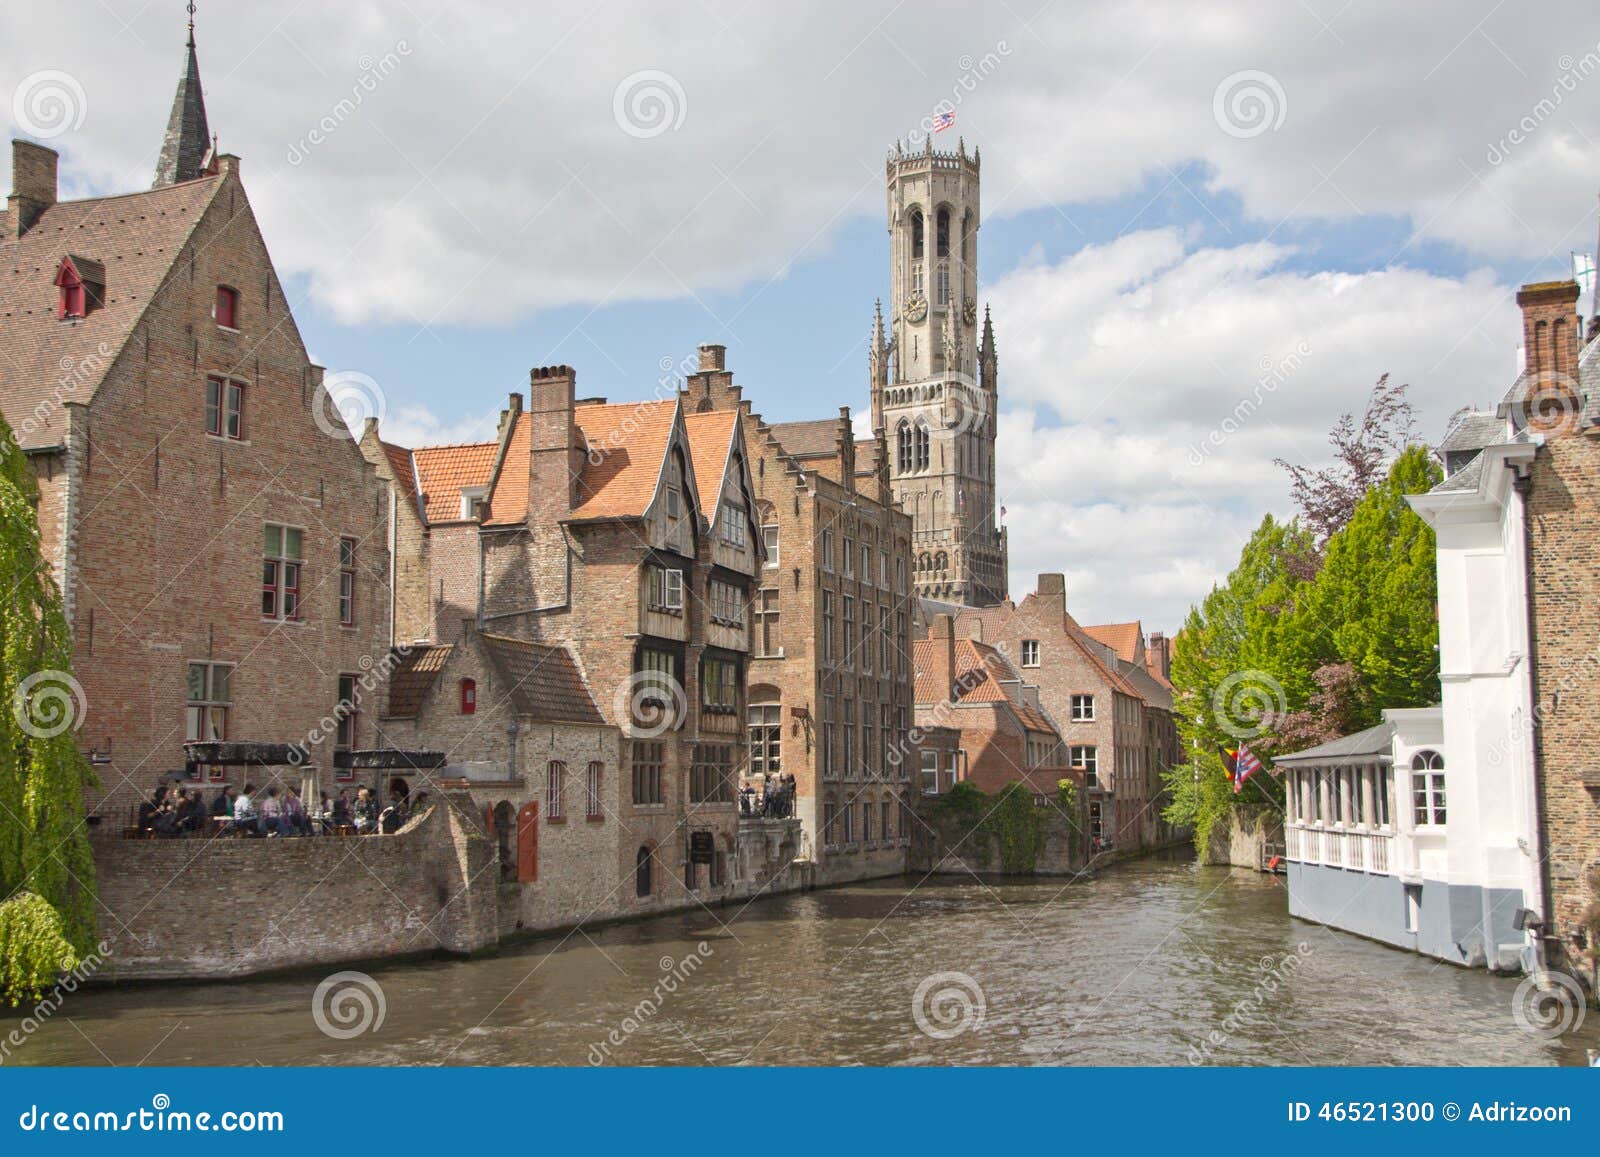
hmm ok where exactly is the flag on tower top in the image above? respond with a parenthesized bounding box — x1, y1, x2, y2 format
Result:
(1575, 252, 1597, 296)
(932, 111, 955, 132)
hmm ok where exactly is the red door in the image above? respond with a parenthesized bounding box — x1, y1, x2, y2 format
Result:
(517, 802, 539, 883)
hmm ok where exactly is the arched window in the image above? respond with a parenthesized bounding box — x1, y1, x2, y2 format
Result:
(635, 845, 654, 897)
(914, 420, 930, 471)
(1410, 750, 1446, 827)
(910, 209, 924, 260)
(459, 678, 476, 714)
(936, 207, 950, 258)
(546, 760, 565, 820)
(749, 700, 782, 775)
(896, 420, 912, 473)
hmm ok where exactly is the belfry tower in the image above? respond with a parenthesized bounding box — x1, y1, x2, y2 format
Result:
(870, 137, 1007, 606)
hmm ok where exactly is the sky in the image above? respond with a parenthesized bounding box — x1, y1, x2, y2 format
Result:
(5, 0, 1600, 631)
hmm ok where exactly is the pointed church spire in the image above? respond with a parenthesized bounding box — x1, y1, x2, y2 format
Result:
(980, 302, 994, 355)
(153, 2, 211, 188)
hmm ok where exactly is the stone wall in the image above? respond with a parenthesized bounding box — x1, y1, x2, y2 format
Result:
(90, 797, 496, 981)
(1203, 809, 1282, 870)
(909, 794, 1088, 877)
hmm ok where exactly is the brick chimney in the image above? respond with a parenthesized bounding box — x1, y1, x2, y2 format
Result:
(1037, 573, 1067, 616)
(528, 365, 582, 519)
(7, 140, 57, 239)
(1516, 281, 1583, 435)
(1147, 631, 1170, 680)
(698, 344, 725, 372)
(929, 613, 957, 701)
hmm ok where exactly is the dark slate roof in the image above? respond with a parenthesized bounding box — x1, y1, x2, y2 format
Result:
(153, 36, 211, 188)
(1439, 410, 1507, 454)
(479, 634, 604, 725)
(383, 645, 453, 719)
(1274, 721, 1395, 766)
(769, 418, 842, 459)
(1431, 448, 1489, 493)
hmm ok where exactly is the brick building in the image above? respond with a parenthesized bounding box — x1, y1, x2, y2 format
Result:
(681, 345, 916, 885)
(913, 614, 1074, 800)
(365, 364, 764, 907)
(924, 575, 1180, 850)
(0, 32, 393, 817)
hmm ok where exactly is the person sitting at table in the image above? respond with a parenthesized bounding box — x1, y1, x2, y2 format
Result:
(283, 786, 311, 836)
(136, 786, 164, 835)
(233, 783, 258, 835)
(352, 787, 379, 834)
(332, 789, 353, 830)
(259, 786, 285, 837)
(210, 785, 236, 819)
(176, 789, 208, 836)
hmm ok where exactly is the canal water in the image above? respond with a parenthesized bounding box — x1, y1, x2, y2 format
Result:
(10, 854, 1597, 1066)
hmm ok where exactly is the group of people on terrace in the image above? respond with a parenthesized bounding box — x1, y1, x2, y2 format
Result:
(135, 780, 430, 838)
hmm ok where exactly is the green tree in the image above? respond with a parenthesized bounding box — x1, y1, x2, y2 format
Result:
(0, 412, 97, 1004)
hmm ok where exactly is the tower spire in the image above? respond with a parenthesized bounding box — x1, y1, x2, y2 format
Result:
(153, 2, 211, 188)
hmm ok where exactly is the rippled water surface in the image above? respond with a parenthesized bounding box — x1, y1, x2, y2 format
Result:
(11, 854, 1597, 1066)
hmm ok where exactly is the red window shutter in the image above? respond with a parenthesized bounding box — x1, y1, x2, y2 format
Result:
(216, 286, 237, 328)
(460, 678, 476, 714)
(516, 802, 538, 883)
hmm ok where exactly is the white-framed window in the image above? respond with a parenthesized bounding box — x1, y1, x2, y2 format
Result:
(338, 536, 357, 626)
(547, 760, 566, 820)
(459, 486, 487, 521)
(880, 551, 890, 588)
(920, 749, 940, 794)
(861, 543, 871, 581)
(762, 524, 779, 567)
(1411, 750, 1446, 826)
(754, 588, 780, 657)
(1069, 745, 1097, 786)
(1070, 694, 1095, 721)
(844, 538, 855, 577)
(1021, 639, 1040, 667)
(821, 529, 835, 572)
(749, 703, 782, 775)
(648, 566, 684, 611)
(262, 524, 304, 621)
(720, 503, 748, 547)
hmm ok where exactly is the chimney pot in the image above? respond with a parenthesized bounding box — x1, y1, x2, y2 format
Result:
(698, 344, 726, 372)
(7, 139, 57, 238)
(1515, 280, 1583, 435)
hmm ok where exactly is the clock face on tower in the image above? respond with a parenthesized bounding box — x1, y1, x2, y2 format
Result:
(962, 298, 976, 326)
(905, 294, 928, 324)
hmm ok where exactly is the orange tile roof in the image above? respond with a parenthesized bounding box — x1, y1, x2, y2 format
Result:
(384, 644, 453, 718)
(570, 399, 677, 520)
(380, 441, 418, 506)
(914, 637, 1060, 737)
(0, 176, 224, 449)
(412, 440, 498, 524)
(483, 411, 531, 527)
(1083, 621, 1143, 664)
(683, 409, 737, 514)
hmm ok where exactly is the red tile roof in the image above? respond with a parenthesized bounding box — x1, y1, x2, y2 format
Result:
(412, 440, 497, 524)
(914, 637, 1061, 737)
(483, 412, 530, 527)
(683, 409, 737, 515)
(570, 399, 677, 520)
(380, 441, 418, 507)
(0, 176, 224, 449)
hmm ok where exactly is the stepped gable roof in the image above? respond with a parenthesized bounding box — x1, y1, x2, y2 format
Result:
(855, 437, 882, 476)
(383, 645, 454, 719)
(477, 633, 604, 725)
(0, 175, 224, 449)
(769, 418, 842, 459)
(411, 439, 498, 524)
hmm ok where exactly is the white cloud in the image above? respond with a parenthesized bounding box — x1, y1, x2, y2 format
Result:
(988, 230, 1519, 628)
(5, 1, 1598, 326)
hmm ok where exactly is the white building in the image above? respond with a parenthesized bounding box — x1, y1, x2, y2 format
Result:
(1279, 428, 1546, 972)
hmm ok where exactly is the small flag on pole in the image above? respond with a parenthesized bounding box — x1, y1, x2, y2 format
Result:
(932, 111, 955, 133)
(1574, 252, 1597, 296)
(1220, 742, 1264, 794)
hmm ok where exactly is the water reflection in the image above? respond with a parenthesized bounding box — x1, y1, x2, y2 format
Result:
(9, 855, 1596, 1066)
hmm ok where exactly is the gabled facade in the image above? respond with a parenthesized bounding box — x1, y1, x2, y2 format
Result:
(1, 49, 392, 818)
(682, 345, 917, 885)
(368, 362, 764, 907)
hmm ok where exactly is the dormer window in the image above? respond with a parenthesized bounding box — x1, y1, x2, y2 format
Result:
(54, 255, 103, 321)
(215, 285, 239, 329)
(459, 486, 487, 521)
